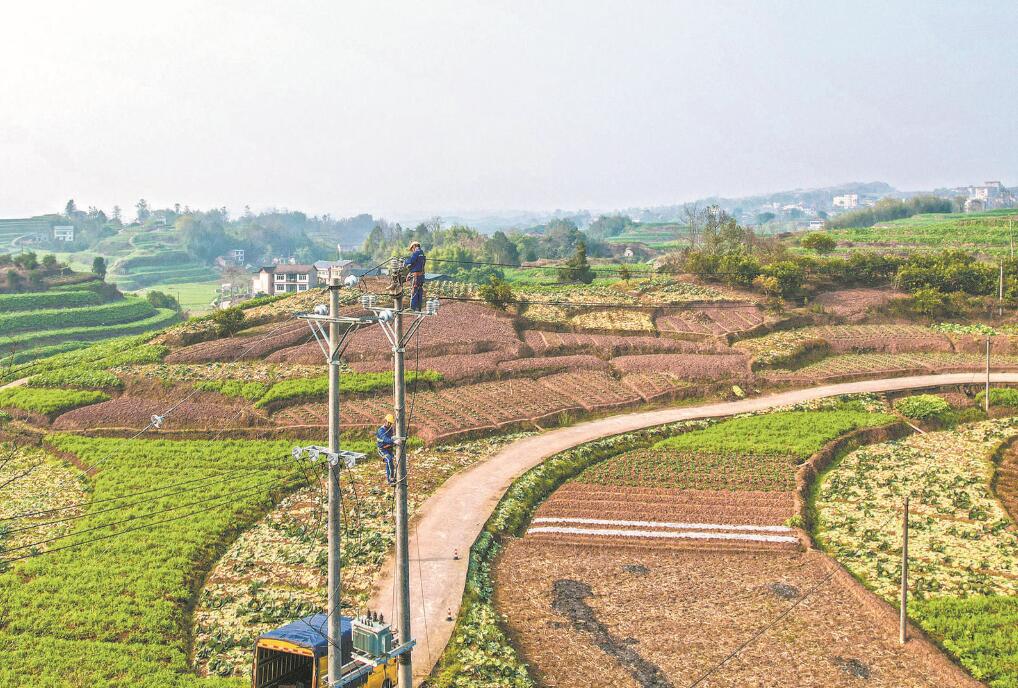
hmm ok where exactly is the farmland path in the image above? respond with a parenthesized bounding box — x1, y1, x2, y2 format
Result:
(370, 371, 1018, 684)
(0, 377, 29, 390)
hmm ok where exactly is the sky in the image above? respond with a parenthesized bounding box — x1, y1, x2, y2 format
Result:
(1, 1, 1016, 220)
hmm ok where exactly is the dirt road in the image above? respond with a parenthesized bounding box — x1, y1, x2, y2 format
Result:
(369, 372, 1018, 683)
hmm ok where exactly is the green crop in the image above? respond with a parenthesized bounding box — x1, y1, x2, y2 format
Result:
(976, 388, 1018, 409)
(0, 388, 109, 416)
(255, 371, 442, 409)
(27, 368, 123, 391)
(893, 394, 951, 420)
(0, 308, 179, 357)
(0, 297, 156, 335)
(0, 290, 103, 312)
(0, 435, 338, 688)
(0, 335, 169, 385)
(654, 409, 894, 458)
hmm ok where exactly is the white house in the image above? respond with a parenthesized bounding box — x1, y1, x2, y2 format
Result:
(53, 225, 75, 241)
(251, 264, 319, 295)
(833, 194, 859, 209)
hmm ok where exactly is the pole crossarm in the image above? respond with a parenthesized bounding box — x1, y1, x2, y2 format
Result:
(367, 299, 441, 350)
(331, 641, 417, 687)
(297, 312, 377, 364)
(291, 445, 364, 469)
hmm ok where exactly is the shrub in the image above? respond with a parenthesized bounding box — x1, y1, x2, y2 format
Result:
(893, 394, 951, 420)
(145, 290, 180, 311)
(211, 306, 246, 336)
(479, 277, 515, 310)
(801, 232, 836, 254)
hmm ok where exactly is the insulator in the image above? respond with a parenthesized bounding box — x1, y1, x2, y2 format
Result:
(313, 304, 328, 315)
(361, 293, 376, 309)
(292, 446, 303, 460)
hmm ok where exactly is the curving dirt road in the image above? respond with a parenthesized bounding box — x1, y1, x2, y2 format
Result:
(369, 372, 1018, 684)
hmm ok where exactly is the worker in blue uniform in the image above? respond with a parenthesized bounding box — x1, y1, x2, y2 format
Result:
(376, 414, 397, 486)
(404, 240, 426, 311)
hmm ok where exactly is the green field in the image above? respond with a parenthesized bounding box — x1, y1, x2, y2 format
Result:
(132, 280, 222, 314)
(828, 209, 1018, 255)
(604, 222, 685, 249)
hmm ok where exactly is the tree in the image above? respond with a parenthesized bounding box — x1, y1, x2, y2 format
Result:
(479, 277, 515, 310)
(6, 269, 24, 292)
(41, 254, 58, 272)
(135, 199, 150, 223)
(558, 240, 596, 284)
(211, 306, 246, 336)
(801, 232, 836, 255)
(92, 256, 107, 280)
(684, 204, 702, 249)
(65, 199, 77, 216)
(619, 265, 631, 283)
(756, 212, 776, 225)
(111, 205, 122, 222)
(14, 252, 38, 270)
(483, 231, 520, 266)
(27, 270, 45, 290)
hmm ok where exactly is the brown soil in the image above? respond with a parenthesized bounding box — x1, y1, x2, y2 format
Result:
(812, 288, 906, 321)
(536, 484, 794, 526)
(495, 540, 979, 688)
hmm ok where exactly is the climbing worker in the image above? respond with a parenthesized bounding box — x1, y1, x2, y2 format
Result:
(403, 240, 426, 311)
(376, 414, 397, 486)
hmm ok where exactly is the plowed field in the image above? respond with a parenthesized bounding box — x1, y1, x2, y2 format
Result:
(495, 541, 979, 688)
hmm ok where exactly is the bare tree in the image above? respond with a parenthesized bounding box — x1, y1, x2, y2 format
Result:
(683, 203, 701, 249)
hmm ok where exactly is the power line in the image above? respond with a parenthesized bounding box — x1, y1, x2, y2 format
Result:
(428, 257, 659, 275)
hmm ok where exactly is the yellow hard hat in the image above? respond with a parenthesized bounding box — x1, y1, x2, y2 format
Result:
(385, 414, 395, 424)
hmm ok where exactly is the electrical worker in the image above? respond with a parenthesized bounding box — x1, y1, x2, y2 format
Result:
(376, 414, 397, 486)
(404, 240, 426, 311)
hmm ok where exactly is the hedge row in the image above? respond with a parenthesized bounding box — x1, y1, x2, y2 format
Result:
(0, 298, 156, 335)
(0, 290, 103, 312)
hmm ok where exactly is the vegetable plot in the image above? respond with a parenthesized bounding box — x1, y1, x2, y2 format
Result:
(816, 420, 1018, 687)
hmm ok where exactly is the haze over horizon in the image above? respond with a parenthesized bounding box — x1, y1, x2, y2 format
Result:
(2, 1, 1016, 220)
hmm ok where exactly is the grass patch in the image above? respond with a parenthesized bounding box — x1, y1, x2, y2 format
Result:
(0, 388, 109, 417)
(255, 371, 442, 409)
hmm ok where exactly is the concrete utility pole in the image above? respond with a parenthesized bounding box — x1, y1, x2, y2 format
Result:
(986, 336, 992, 415)
(392, 285, 413, 687)
(327, 275, 343, 686)
(1000, 261, 1005, 318)
(900, 495, 909, 645)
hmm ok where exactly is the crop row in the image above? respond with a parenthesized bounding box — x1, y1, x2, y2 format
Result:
(575, 449, 797, 492)
(763, 352, 1018, 384)
(254, 370, 442, 409)
(0, 290, 103, 312)
(0, 308, 179, 357)
(26, 368, 123, 391)
(0, 435, 300, 687)
(0, 297, 157, 335)
(655, 305, 766, 336)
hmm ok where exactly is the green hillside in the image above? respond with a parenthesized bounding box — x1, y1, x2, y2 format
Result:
(604, 222, 685, 249)
(828, 209, 1018, 255)
(106, 227, 219, 291)
(0, 217, 59, 250)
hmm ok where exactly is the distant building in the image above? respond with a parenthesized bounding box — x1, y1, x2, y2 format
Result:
(228, 248, 245, 264)
(53, 225, 75, 242)
(251, 264, 319, 295)
(833, 194, 859, 210)
(807, 219, 825, 230)
(313, 259, 355, 282)
(966, 181, 1014, 211)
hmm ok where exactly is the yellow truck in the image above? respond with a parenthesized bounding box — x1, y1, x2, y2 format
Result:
(252, 613, 401, 688)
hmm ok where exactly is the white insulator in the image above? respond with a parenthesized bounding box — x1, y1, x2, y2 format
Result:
(292, 446, 304, 460)
(389, 257, 401, 271)
(307, 447, 320, 462)
(344, 274, 360, 288)
(151, 414, 164, 429)
(313, 304, 328, 315)
(378, 308, 395, 323)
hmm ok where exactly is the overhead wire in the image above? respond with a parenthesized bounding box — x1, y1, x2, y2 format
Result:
(685, 489, 914, 688)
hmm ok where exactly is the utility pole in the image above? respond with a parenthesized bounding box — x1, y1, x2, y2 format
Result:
(900, 495, 909, 645)
(986, 336, 992, 415)
(392, 281, 413, 688)
(327, 275, 343, 686)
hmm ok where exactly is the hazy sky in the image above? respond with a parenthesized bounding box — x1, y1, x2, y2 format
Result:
(1, 1, 1016, 220)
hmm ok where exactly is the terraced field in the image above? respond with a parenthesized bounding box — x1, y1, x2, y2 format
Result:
(828, 209, 1018, 255)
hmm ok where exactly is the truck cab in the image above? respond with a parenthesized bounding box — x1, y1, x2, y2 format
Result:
(252, 613, 398, 688)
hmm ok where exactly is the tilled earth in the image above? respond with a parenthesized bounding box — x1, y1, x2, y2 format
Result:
(494, 540, 979, 688)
